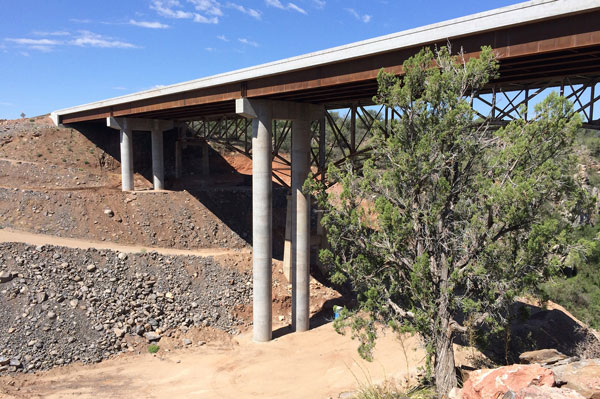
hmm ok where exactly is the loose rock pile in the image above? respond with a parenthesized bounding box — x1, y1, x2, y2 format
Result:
(0, 242, 251, 374)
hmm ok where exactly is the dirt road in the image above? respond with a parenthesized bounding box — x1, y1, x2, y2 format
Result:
(0, 228, 250, 258)
(0, 324, 426, 399)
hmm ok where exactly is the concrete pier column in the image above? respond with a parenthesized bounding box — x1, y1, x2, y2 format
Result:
(291, 118, 311, 332)
(120, 121, 134, 192)
(202, 140, 210, 177)
(151, 122, 165, 190)
(252, 106, 273, 342)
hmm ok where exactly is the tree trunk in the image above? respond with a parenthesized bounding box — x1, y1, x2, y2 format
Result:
(434, 253, 457, 398)
(434, 330, 457, 398)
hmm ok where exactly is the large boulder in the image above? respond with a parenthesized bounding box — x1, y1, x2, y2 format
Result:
(510, 386, 585, 398)
(551, 359, 600, 399)
(461, 364, 555, 399)
(519, 349, 570, 365)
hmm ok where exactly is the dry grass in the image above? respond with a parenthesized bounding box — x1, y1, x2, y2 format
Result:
(353, 380, 436, 399)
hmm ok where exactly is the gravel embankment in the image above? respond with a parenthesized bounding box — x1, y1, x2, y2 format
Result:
(0, 242, 251, 373)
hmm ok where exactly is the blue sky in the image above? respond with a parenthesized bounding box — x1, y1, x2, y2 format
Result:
(0, 0, 522, 119)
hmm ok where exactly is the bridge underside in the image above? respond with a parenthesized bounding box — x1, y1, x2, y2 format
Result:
(52, 1, 600, 342)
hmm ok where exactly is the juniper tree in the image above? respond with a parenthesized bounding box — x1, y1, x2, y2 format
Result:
(311, 46, 588, 397)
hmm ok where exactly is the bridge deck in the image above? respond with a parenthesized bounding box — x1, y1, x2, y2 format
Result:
(52, 0, 600, 125)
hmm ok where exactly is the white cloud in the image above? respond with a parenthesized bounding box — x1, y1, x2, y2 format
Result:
(129, 19, 170, 28)
(287, 3, 306, 14)
(0, 102, 13, 106)
(265, 0, 285, 9)
(112, 86, 128, 91)
(187, 0, 223, 23)
(345, 8, 371, 23)
(32, 31, 70, 37)
(238, 38, 258, 47)
(5, 31, 138, 52)
(205, 47, 215, 51)
(150, 0, 194, 19)
(151, 0, 267, 24)
(69, 31, 138, 48)
(193, 13, 218, 23)
(227, 3, 262, 19)
(188, 0, 223, 16)
(6, 38, 61, 46)
(312, 0, 325, 9)
(265, 0, 307, 14)
(217, 34, 229, 41)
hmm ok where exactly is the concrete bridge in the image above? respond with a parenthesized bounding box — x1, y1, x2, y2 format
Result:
(51, 0, 600, 342)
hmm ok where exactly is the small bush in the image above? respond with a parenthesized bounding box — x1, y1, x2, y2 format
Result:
(354, 382, 436, 399)
(148, 344, 159, 353)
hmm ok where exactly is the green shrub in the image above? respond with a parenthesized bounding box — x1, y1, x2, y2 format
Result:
(353, 382, 436, 399)
(148, 344, 159, 353)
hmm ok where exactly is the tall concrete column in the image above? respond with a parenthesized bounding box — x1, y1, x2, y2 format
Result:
(291, 118, 311, 332)
(151, 122, 164, 190)
(120, 121, 134, 192)
(252, 106, 273, 342)
(202, 140, 210, 177)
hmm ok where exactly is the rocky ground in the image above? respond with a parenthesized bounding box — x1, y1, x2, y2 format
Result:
(0, 116, 269, 250)
(0, 185, 249, 249)
(457, 349, 600, 399)
(0, 242, 253, 374)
